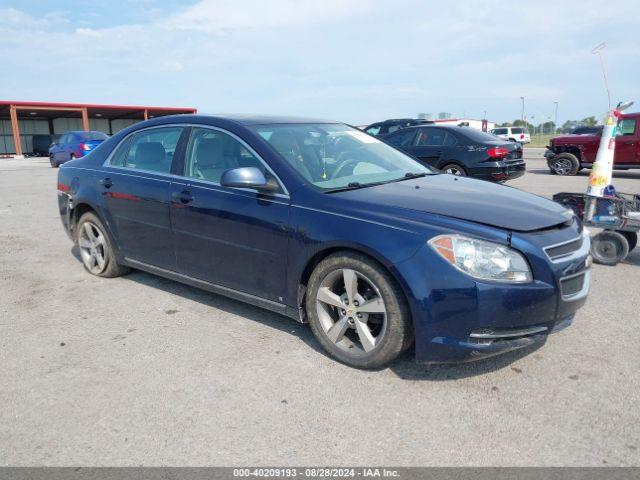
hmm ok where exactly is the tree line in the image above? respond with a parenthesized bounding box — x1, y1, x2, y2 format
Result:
(497, 116, 599, 135)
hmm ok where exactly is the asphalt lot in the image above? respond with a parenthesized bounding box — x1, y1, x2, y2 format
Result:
(1, 149, 639, 466)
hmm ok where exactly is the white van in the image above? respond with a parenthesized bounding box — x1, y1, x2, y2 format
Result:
(490, 126, 531, 144)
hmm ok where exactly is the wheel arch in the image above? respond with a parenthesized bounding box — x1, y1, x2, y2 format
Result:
(296, 244, 413, 325)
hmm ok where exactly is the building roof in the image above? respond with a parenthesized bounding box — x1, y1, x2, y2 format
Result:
(0, 100, 196, 119)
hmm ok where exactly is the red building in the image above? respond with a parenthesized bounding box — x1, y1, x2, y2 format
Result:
(0, 100, 197, 157)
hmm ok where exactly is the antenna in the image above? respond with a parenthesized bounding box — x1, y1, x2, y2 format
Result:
(591, 42, 611, 110)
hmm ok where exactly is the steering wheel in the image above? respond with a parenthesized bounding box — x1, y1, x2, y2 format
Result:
(330, 156, 361, 179)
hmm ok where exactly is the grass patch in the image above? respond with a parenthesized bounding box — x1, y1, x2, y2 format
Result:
(526, 134, 556, 148)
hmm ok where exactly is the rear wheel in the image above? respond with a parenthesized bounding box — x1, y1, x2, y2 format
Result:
(76, 212, 130, 277)
(617, 230, 638, 252)
(306, 252, 412, 369)
(548, 153, 580, 176)
(591, 231, 630, 266)
(441, 163, 467, 176)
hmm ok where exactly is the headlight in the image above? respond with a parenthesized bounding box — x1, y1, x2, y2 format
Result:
(428, 234, 532, 283)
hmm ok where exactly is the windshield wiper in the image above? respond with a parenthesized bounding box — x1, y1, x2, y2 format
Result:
(324, 182, 365, 193)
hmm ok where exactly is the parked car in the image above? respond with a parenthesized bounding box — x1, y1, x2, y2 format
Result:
(489, 126, 531, 144)
(545, 114, 639, 175)
(57, 115, 590, 369)
(49, 130, 109, 167)
(381, 124, 525, 181)
(363, 118, 432, 136)
(32, 134, 57, 156)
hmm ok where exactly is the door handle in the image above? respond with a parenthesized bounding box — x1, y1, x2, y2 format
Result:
(172, 190, 194, 204)
(436, 151, 443, 155)
(99, 178, 113, 188)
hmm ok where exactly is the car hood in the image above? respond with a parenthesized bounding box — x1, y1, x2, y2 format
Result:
(333, 174, 571, 232)
(551, 134, 598, 145)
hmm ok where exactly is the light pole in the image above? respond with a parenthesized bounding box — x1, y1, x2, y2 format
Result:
(554, 101, 558, 134)
(520, 97, 525, 125)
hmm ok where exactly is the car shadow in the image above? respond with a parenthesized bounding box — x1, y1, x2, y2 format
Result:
(69, 248, 570, 380)
(387, 342, 544, 381)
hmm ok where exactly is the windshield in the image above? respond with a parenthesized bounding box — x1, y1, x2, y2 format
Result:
(253, 123, 433, 191)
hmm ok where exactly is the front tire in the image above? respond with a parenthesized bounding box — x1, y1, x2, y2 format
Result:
(50, 155, 58, 168)
(548, 153, 580, 176)
(305, 252, 412, 369)
(591, 231, 629, 266)
(76, 212, 130, 277)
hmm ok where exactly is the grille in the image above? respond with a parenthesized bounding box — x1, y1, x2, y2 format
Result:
(560, 273, 585, 298)
(545, 236, 583, 261)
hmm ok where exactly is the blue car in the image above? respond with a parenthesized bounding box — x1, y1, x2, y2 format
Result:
(49, 130, 109, 167)
(56, 115, 591, 369)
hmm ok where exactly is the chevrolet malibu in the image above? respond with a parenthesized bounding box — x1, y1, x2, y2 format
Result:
(57, 115, 591, 369)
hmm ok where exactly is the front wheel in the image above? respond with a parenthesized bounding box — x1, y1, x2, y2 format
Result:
(441, 163, 467, 176)
(306, 252, 412, 369)
(49, 155, 58, 168)
(76, 212, 130, 277)
(548, 153, 580, 176)
(591, 231, 630, 266)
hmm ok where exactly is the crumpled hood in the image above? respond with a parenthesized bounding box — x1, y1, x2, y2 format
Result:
(551, 134, 598, 145)
(333, 174, 571, 232)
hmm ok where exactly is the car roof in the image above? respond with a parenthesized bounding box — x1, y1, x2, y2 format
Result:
(180, 114, 339, 126)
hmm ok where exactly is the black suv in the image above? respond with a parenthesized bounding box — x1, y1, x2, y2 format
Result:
(363, 118, 433, 136)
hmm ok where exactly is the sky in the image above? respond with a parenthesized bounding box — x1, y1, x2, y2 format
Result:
(1, 0, 639, 126)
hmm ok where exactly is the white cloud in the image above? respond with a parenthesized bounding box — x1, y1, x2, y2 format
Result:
(163, 0, 370, 31)
(0, 0, 639, 124)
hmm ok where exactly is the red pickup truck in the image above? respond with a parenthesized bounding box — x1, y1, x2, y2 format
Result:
(545, 113, 639, 175)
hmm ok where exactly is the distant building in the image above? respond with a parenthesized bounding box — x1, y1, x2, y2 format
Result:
(0, 100, 196, 157)
(434, 118, 495, 131)
(437, 112, 452, 120)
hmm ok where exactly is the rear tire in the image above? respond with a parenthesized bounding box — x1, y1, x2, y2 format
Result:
(441, 163, 467, 176)
(548, 153, 580, 176)
(76, 212, 130, 278)
(617, 230, 638, 252)
(305, 252, 413, 369)
(591, 231, 629, 266)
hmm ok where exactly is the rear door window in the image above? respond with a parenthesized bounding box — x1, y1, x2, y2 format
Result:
(511, 128, 523, 134)
(123, 127, 184, 174)
(414, 128, 447, 146)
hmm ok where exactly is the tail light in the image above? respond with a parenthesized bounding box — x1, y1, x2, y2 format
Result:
(488, 147, 510, 158)
(80, 143, 90, 151)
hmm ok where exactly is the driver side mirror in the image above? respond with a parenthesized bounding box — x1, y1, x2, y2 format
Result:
(220, 167, 280, 192)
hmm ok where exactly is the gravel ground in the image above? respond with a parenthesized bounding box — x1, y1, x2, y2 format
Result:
(0, 150, 639, 466)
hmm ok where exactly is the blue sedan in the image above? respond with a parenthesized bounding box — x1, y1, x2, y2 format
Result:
(56, 115, 591, 368)
(49, 130, 109, 167)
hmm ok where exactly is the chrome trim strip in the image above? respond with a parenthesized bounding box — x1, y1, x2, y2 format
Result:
(469, 325, 548, 339)
(544, 230, 591, 263)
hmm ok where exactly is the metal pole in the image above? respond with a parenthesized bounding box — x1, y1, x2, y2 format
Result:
(554, 102, 558, 133)
(592, 43, 611, 111)
(520, 97, 525, 124)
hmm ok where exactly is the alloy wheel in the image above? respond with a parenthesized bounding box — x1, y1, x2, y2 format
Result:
(315, 268, 387, 354)
(78, 222, 108, 274)
(553, 158, 573, 175)
(444, 166, 464, 176)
